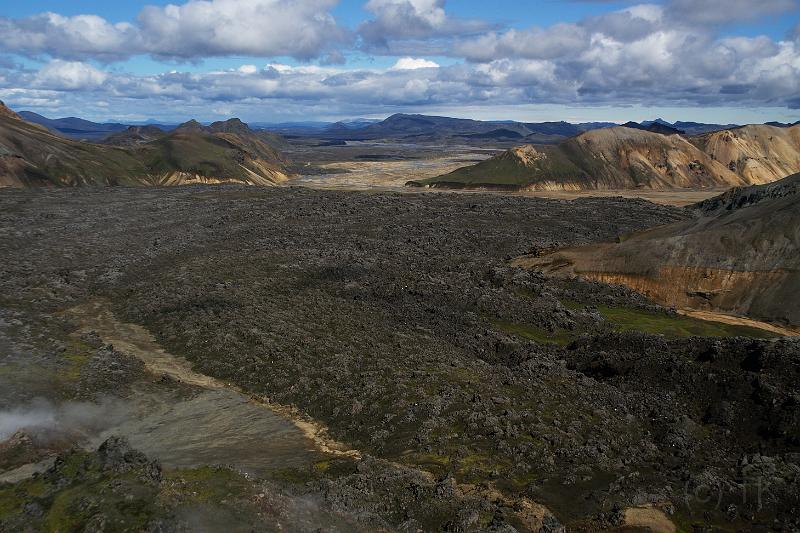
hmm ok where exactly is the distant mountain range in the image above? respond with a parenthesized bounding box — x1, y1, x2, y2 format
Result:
(326, 114, 618, 143)
(286, 114, 764, 143)
(411, 124, 800, 190)
(640, 118, 743, 135)
(17, 111, 182, 141)
(0, 102, 292, 188)
(17, 111, 131, 141)
(22, 110, 798, 146)
(7, 105, 800, 190)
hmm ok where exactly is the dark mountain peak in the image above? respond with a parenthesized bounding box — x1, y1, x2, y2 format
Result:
(118, 124, 163, 134)
(326, 121, 353, 131)
(464, 128, 524, 140)
(622, 121, 684, 135)
(137, 124, 164, 135)
(525, 121, 581, 137)
(383, 113, 435, 125)
(208, 118, 252, 134)
(102, 124, 165, 146)
(648, 123, 684, 135)
(765, 120, 800, 128)
(175, 119, 205, 132)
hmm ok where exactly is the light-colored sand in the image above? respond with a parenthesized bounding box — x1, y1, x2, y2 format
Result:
(679, 309, 800, 337)
(294, 153, 726, 207)
(623, 505, 676, 532)
(294, 152, 492, 190)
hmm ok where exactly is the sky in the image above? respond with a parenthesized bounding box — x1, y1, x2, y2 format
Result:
(0, 0, 799, 124)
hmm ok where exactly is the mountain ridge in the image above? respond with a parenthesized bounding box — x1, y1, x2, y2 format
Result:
(0, 103, 293, 188)
(412, 124, 800, 190)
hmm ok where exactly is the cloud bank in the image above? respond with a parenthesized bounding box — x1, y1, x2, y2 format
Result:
(0, 0, 348, 61)
(0, 0, 799, 119)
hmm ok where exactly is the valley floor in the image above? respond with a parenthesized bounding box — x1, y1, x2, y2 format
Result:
(0, 187, 798, 532)
(285, 140, 725, 207)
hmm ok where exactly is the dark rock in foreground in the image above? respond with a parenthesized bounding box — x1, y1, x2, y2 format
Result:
(0, 186, 798, 531)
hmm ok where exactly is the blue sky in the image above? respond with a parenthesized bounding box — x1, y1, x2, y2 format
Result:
(1, 0, 799, 123)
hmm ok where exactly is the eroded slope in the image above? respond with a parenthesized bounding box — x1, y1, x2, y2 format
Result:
(515, 174, 800, 327)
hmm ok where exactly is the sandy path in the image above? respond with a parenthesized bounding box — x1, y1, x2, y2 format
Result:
(67, 301, 361, 460)
(679, 309, 800, 337)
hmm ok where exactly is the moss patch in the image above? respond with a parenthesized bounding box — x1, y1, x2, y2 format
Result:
(491, 319, 577, 345)
(0, 487, 24, 517)
(163, 466, 250, 504)
(60, 339, 92, 383)
(596, 305, 779, 339)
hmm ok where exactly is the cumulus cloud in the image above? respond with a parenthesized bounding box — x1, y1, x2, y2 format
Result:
(0, 0, 348, 62)
(390, 57, 440, 70)
(238, 64, 259, 75)
(359, 0, 492, 52)
(456, 24, 589, 62)
(34, 60, 108, 90)
(582, 5, 662, 42)
(136, 0, 348, 60)
(3, 28, 798, 121)
(0, 13, 139, 62)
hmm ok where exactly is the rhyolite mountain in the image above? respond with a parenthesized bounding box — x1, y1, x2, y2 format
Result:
(0, 102, 293, 188)
(514, 173, 800, 327)
(413, 124, 800, 190)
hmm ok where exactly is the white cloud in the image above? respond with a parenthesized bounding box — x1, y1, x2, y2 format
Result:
(2, 31, 796, 120)
(390, 57, 440, 70)
(359, 0, 491, 52)
(238, 65, 259, 75)
(137, 0, 348, 60)
(34, 60, 108, 90)
(0, 13, 138, 61)
(456, 24, 589, 62)
(0, 0, 348, 62)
